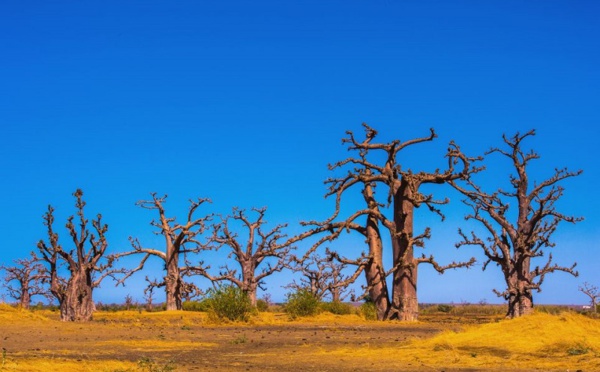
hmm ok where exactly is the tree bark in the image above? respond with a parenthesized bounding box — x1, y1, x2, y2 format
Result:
(390, 181, 419, 321)
(363, 183, 391, 320)
(239, 262, 258, 307)
(246, 285, 258, 307)
(20, 288, 31, 310)
(165, 250, 182, 311)
(505, 256, 534, 318)
(61, 270, 96, 321)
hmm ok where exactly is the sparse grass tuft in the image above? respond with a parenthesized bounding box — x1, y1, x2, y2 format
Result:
(231, 334, 248, 344)
(137, 356, 176, 372)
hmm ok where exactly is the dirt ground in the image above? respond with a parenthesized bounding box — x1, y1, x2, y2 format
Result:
(0, 310, 537, 372)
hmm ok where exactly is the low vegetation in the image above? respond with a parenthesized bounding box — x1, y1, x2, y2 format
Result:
(284, 289, 322, 319)
(204, 285, 253, 323)
(0, 303, 598, 371)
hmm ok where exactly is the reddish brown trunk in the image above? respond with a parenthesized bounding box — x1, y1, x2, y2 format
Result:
(391, 182, 419, 321)
(505, 255, 534, 318)
(165, 249, 182, 311)
(61, 269, 95, 321)
(20, 288, 31, 310)
(241, 264, 258, 307)
(506, 289, 534, 318)
(246, 286, 257, 307)
(364, 212, 391, 320)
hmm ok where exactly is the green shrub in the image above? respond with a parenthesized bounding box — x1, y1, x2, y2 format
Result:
(359, 302, 378, 320)
(205, 285, 252, 322)
(320, 301, 353, 315)
(285, 289, 321, 319)
(437, 304, 454, 313)
(182, 300, 211, 312)
(255, 299, 269, 312)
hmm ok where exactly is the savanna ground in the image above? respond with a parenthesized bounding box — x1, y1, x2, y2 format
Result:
(0, 304, 598, 372)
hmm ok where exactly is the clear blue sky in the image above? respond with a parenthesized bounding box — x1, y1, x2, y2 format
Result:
(1, 1, 598, 305)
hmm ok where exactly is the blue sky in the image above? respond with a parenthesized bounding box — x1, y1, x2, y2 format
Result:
(0, 1, 598, 305)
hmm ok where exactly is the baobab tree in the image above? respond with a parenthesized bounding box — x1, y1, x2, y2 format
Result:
(286, 253, 358, 302)
(193, 207, 300, 306)
(111, 193, 212, 311)
(37, 189, 121, 321)
(579, 282, 598, 313)
(304, 124, 477, 320)
(451, 130, 582, 318)
(0, 252, 50, 309)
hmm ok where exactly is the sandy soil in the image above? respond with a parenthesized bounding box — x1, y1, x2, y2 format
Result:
(0, 310, 526, 371)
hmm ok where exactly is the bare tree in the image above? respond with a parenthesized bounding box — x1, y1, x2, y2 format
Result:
(192, 207, 299, 306)
(286, 253, 357, 302)
(304, 124, 477, 320)
(37, 189, 121, 321)
(111, 193, 212, 311)
(579, 282, 598, 313)
(143, 279, 156, 311)
(0, 252, 50, 309)
(451, 130, 582, 318)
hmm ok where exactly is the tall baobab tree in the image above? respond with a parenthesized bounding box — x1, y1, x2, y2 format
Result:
(0, 252, 50, 309)
(111, 193, 212, 311)
(37, 189, 120, 321)
(451, 130, 582, 318)
(304, 124, 477, 320)
(193, 207, 301, 306)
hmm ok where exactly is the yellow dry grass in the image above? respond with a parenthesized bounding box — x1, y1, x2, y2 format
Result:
(0, 304, 49, 323)
(98, 339, 217, 351)
(323, 312, 600, 370)
(2, 304, 599, 371)
(0, 358, 136, 372)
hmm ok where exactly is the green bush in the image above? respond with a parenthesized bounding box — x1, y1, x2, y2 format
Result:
(285, 289, 321, 319)
(320, 301, 353, 315)
(182, 299, 211, 312)
(437, 304, 454, 313)
(255, 299, 269, 312)
(205, 285, 252, 322)
(359, 302, 378, 320)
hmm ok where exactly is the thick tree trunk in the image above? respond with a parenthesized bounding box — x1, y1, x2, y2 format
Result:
(60, 270, 95, 321)
(506, 291, 534, 318)
(364, 213, 391, 320)
(247, 287, 257, 307)
(165, 269, 182, 311)
(243, 267, 258, 307)
(390, 183, 419, 321)
(165, 248, 182, 311)
(20, 288, 31, 310)
(505, 258, 534, 318)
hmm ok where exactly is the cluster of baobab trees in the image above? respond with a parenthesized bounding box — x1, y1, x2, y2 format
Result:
(0, 125, 583, 322)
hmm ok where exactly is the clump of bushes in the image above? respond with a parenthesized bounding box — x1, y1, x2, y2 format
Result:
(437, 304, 454, 313)
(255, 299, 269, 312)
(284, 289, 321, 319)
(182, 299, 211, 312)
(205, 285, 253, 322)
(359, 301, 378, 320)
(320, 301, 354, 315)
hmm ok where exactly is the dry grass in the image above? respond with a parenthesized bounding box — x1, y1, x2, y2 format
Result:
(1, 304, 599, 371)
(323, 311, 600, 371)
(0, 359, 137, 372)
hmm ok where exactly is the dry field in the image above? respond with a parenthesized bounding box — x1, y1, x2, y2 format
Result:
(0, 304, 598, 371)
